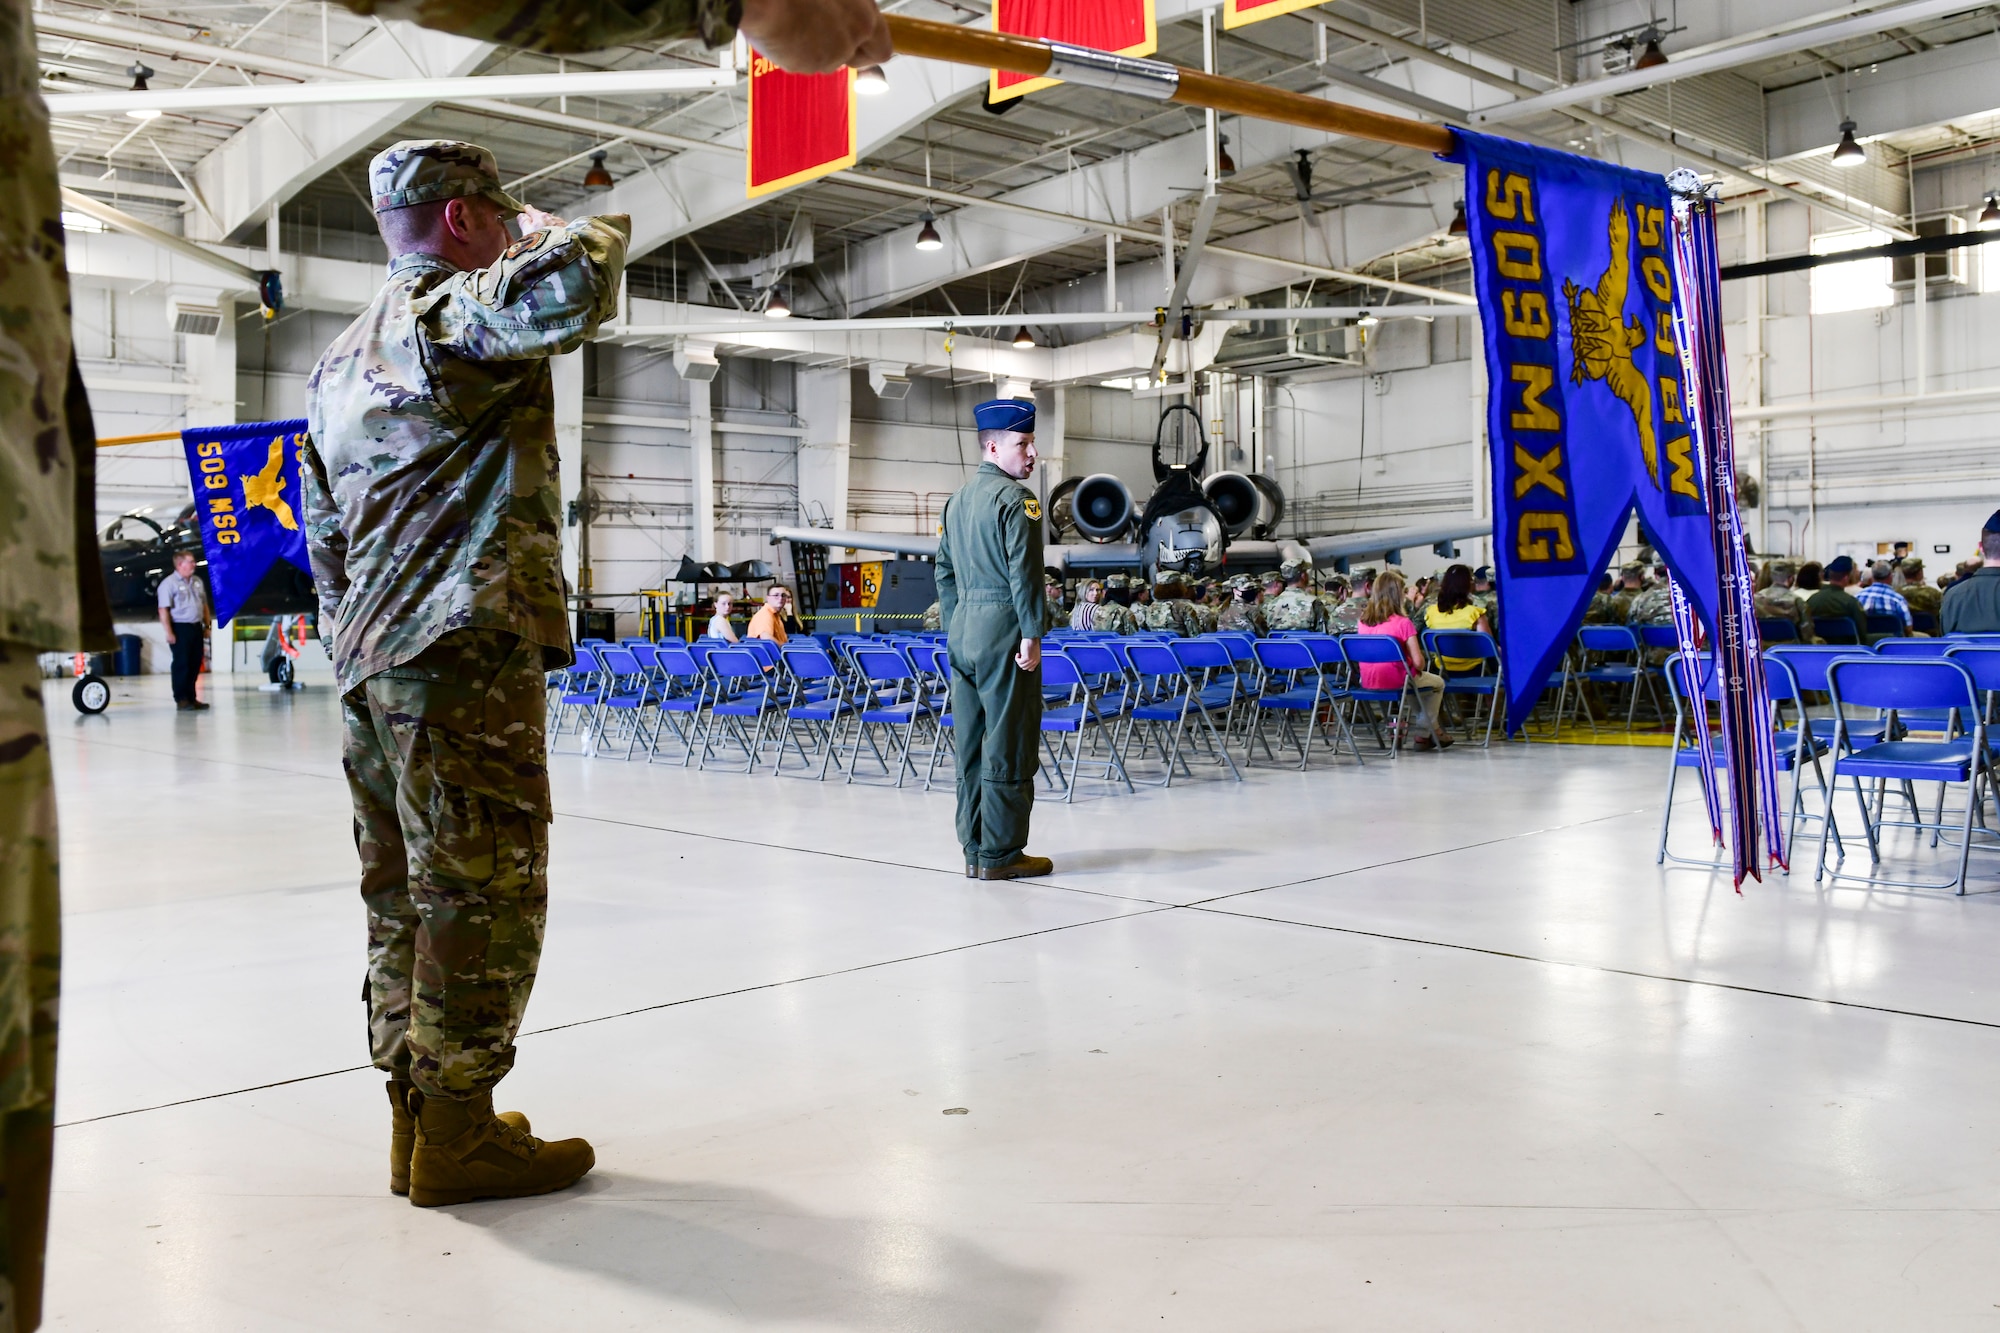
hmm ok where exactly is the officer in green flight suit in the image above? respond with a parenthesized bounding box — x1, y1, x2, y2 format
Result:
(936, 399, 1053, 881)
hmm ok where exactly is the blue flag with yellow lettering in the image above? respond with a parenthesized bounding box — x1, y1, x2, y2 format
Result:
(181, 419, 312, 626)
(1448, 130, 1721, 733)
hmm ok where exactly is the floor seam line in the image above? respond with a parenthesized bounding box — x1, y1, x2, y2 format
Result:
(1185, 902, 2000, 1032)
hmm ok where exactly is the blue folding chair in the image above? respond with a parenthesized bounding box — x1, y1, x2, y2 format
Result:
(588, 645, 655, 759)
(1247, 638, 1355, 769)
(1656, 652, 1840, 871)
(773, 644, 852, 780)
(1338, 633, 1425, 756)
(1816, 657, 1992, 894)
(1813, 617, 1862, 646)
(549, 646, 605, 752)
(1573, 624, 1662, 732)
(845, 646, 931, 787)
(697, 647, 773, 773)
(1123, 642, 1242, 786)
(1422, 629, 1502, 748)
(1039, 650, 1133, 800)
(645, 641, 709, 766)
(1876, 638, 1952, 657)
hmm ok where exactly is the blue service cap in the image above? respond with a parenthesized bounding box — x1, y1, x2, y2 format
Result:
(974, 398, 1036, 433)
(1985, 509, 2000, 533)
(1824, 554, 1855, 578)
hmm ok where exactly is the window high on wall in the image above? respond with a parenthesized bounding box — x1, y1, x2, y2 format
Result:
(1810, 229, 1894, 314)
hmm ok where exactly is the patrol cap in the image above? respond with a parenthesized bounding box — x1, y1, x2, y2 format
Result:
(1280, 558, 1309, 580)
(1103, 572, 1129, 589)
(974, 398, 1036, 433)
(1261, 568, 1287, 585)
(370, 139, 526, 214)
(1619, 561, 1645, 577)
(1767, 559, 1797, 578)
(1824, 554, 1855, 578)
(1472, 565, 1493, 583)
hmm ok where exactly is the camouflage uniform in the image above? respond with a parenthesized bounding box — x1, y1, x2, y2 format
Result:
(343, 0, 739, 52)
(1753, 585, 1811, 642)
(1625, 585, 1675, 626)
(0, 3, 116, 1321)
(921, 601, 943, 632)
(1263, 588, 1327, 633)
(302, 141, 628, 1101)
(1903, 582, 1942, 619)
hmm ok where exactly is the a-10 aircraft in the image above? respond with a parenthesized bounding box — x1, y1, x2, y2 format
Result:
(773, 403, 1491, 579)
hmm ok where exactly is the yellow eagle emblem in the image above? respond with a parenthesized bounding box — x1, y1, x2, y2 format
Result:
(1563, 201, 1658, 488)
(1023, 497, 1042, 521)
(240, 434, 300, 531)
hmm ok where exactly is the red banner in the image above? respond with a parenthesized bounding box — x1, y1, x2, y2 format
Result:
(747, 53, 856, 198)
(1221, 0, 1322, 29)
(991, 0, 1156, 102)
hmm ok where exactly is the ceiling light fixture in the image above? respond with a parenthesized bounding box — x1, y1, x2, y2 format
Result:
(125, 63, 160, 120)
(1832, 119, 1866, 167)
(1448, 199, 1468, 236)
(583, 149, 613, 189)
(1216, 133, 1235, 178)
(855, 65, 889, 95)
(1980, 193, 2000, 230)
(1632, 29, 1668, 69)
(915, 210, 943, 251)
(1011, 325, 1035, 349)
(1356, 311, 1380, 328)
(764, 287, 791, 319)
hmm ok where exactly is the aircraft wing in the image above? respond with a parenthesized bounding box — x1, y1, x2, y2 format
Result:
(770, 517, 1493, 569)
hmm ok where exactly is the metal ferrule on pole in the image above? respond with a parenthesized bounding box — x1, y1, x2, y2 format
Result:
(1042, 42, 1182, 100)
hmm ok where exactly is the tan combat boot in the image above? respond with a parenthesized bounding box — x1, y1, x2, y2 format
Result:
(406, 1089, 594, 1207)
(388, 1080, 533, 1196)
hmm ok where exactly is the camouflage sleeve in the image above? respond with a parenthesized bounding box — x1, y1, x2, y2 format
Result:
(417, 215, 630, 362)
(334, 0, 738, 53)
(297, 434, 348, 642)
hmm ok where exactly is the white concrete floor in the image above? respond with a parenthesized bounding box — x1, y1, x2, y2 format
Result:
(40, 672, 2000, 1330)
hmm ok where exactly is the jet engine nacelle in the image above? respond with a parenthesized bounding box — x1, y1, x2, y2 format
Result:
(1069, 473, 1134, 542)
(1201, 472, 1261, 537)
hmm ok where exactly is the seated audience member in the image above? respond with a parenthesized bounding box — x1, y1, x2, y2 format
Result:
(1625, 563, 1675, 626)
(1855, 559, 1914, 634)
(1899, 559, 1941, 619)
(706, 593, 739, 642)
(1796, 561, 1823, 593)
(1069, 580, 1106, 630)
(1806, 556, 1871, 642)
(1356, 569, 1450, 751)
(1942, 512, 2000, 634)
(1583, 572, 1620, 624)
(747, 586, 792, 643)
(1216, 576, 1265, 635)
(1423, 564, 1491, 674)
(1753, 561, 1812, 640)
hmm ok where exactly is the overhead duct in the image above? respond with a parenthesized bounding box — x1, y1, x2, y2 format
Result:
(672, 342, 721, 383)
(1201, 471, 1261, 537)
(1068, 474, 1134, 542)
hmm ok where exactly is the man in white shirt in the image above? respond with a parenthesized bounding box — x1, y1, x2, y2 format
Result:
(156, 551, 211, 711)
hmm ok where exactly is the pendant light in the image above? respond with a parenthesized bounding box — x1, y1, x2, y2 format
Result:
(1011, 325, 1035, 349)
(126, 63, 160, 120)
(1831, 119, 1866, 167)
(855, 65, 889, 95)
(583, 150, 613, 189)
(764, 287, 790, 318)
(915, 210, 943, 251)
(1632, 29, 1668, 70)
(1979, 193, 2000, 230)
(1447, 199, 1468, 236)
(1216, 133, 1236, 179)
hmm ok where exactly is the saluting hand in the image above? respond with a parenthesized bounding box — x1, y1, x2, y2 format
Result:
(518, 206, 566, 233)
(1015, 638, 1040, 671)
(740, 0, 893, 73)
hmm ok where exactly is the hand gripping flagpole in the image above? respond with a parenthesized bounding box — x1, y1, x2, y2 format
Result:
(1667, 169, 1784, 886)
(883, 15, 1458, 154)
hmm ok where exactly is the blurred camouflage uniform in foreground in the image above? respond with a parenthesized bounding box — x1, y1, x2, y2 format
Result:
(0, 0, 115, 1320)
(302, 140, 630, 1101)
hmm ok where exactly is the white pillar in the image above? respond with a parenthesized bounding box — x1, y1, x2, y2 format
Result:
(688, 376, 717, 563)
(796, 367, 851, 530)
(1035, 385, 1066, 504)
(184, 293, 238, 672)
(552, 350, 585, 607)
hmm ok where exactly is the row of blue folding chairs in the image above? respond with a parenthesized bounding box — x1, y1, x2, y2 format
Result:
(1658, 643, 2000, 894)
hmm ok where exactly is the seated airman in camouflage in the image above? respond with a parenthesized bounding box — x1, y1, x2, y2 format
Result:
(1753, 561, 1812, 642)
(1626, 562, 1677, 626)
(1094, 574, 1138, 634)
(1263, 560, 1329, 633)
(1216, 575, 1265, 635)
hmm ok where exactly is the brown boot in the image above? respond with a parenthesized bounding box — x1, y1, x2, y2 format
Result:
(977, 853, 1054, 880)
(388, 1080, 532, 1196)
(407, 1089, 593, 1207)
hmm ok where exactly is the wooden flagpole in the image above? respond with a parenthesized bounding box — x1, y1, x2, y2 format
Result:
(883, 14, 1458, 156)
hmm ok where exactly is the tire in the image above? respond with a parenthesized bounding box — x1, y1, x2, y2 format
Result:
(268, 656, 295, 686)
(73, 673, 110, 715)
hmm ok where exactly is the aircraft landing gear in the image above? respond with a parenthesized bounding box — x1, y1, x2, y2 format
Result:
(72, 672, 110, 715)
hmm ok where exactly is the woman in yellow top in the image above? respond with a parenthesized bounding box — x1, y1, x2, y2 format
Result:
(1425, 564, 1493, 673)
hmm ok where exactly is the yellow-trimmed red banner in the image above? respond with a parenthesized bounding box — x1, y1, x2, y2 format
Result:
(991, 0, 1156, 103)
(1222, 0, 1322, 29)
(746, 53, 856, 198)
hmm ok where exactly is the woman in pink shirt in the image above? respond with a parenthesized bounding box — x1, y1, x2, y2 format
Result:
(1355, 569, 1451, 750)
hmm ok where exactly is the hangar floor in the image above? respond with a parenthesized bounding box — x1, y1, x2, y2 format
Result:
(41, 674, 2000, 1330)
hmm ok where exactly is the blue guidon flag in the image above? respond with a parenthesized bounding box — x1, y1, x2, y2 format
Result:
(181, 419, 312, 625)
(1446, 129, 1723, 733)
